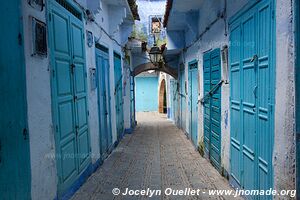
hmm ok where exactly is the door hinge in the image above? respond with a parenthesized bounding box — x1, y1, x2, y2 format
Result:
(55, 125, 58, 132)
(87, 110, 90, 116)
(70, 64, 75, 74)
(272, 10, 275, 19)
(23, 128, 28, 140)
(18, 33, 22, 46)
(49, 13, 52, 21)
(52, 69, 55, 77)
(73, 95, 77, 102)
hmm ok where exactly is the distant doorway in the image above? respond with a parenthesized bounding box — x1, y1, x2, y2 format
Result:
(159, 79, 167, 113)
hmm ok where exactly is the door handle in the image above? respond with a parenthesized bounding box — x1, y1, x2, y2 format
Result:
(253, 85, 258, 98)
(23, 128, 28, 140)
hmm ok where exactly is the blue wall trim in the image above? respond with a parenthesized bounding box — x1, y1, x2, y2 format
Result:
(55, 159, 102, 200)
(125, 128, 133, 134)
(53, 126, 136, 200)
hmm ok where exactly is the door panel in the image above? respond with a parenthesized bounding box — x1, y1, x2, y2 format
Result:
(114, 53, 123, 139)
(203, 49, 222, 171)
(241, 10, 256, 190)
(230, 21, 242, 185)
(229, 1, 274, 198)
(96, 47, 112, 156)
(49, 0, 90, 194)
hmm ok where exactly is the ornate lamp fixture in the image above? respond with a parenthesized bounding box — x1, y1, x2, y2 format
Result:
(149, 44, 163, 66)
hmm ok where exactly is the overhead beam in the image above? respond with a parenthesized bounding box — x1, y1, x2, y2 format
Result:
(133, 62, 178, 79)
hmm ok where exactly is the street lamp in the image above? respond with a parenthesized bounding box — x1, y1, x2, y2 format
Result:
(149, 44, 163, 66)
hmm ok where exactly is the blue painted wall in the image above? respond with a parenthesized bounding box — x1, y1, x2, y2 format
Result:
(135, 77, 159, 112)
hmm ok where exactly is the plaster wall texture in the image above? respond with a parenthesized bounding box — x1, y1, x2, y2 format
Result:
(273, 0, 296, 193)
(21, 2, 58, 199)
(21, 0, 133, 199)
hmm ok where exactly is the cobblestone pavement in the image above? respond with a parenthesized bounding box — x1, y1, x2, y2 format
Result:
(72, 112, 242, 200)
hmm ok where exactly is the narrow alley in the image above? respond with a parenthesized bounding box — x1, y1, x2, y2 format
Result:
(1, 0, 299, 200)
(72, 112, 239, 200)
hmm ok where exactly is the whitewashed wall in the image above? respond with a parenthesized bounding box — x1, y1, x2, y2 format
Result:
(21, 0, 133, 199)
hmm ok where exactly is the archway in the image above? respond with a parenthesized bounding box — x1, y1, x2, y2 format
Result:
(158, 79, 167, 113)
(133, 62, 178, 79)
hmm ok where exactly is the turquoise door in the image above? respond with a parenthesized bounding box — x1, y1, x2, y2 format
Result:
(229, 0, 274, 198)
(189, 61, 198, 146)
(180, 69, 186, 131)
(135, 77, 159, 112)
(96, 45, 112, 157)
(114, 52, 124, 139)
(48, 0, 91, 194)
(0, 1, 31, 199)
(203, 49, 222, 171)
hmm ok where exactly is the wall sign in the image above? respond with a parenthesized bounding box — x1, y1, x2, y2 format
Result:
(32, 17, 47, 56)
(87, 31, 93, 47)
(89, 68, 97, 91)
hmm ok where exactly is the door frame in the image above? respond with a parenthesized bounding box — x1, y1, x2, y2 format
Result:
(47, 0, 91, 194)
(228, 0, 276, 192)
(95, 43, 112, 157)
(188, 60, 199, 146)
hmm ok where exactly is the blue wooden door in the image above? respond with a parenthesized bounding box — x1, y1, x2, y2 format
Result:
(96, 46, 112, 157)
(114, 53, 124, 139)
(180, 69, 186, 131)
(189, 62, 198, 146)
(48, 0, 90, 194)
(229, 1, 274, 198)
(203, 49, 222, 171)
(0, 1, 31, 199)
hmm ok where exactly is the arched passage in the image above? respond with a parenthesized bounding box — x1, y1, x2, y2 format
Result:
(133, 62, 178, 79)
(158, 79, 167, 113)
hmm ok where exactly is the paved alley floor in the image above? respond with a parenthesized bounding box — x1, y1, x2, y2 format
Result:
(72, 112, 241, 200)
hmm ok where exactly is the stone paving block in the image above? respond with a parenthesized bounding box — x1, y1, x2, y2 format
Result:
(72, 112, 243, 200)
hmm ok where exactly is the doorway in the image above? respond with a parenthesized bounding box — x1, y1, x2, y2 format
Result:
(159, 79, 167, 113)
(188, 61, 198, 147)
(203, 49, 222, 171)
(229, 0, 275, 197)
(48, 0, 91, 194)
(96, 44, 112, 158)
